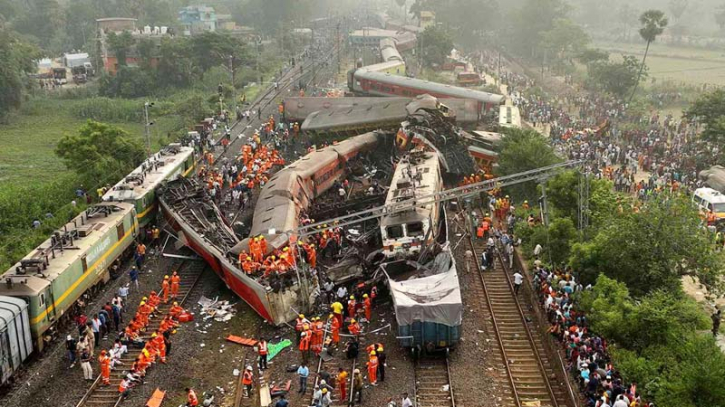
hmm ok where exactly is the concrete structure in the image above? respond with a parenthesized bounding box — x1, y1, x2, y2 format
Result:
(96, 17, 137, 34)
(216, 13, 236, 31)
(178, 5, 217, 35)
(419, 11, 435, 28)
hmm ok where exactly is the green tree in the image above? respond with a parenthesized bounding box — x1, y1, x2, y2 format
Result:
(136, 38, 156, 70)
(545, 170, 618, 232)
(188, 32, 248, 77)
(629, 10, 668, 102)
(64, 0, 101, 50)
(497, 128, 562, 202)
(419, 25, 454, 67)
(107, 31, 135, 67)
(508, 0, 569, 57)
(577, 48, 609, 67)
(12, 0, 64, 47)
(55, 120, 145, 186)
(540, 18, 590, 71)
(570, 194, 724, 296)
(588, 55, 645, 99)
(684, 89, 725, 144)
(0, 29, 41, 122)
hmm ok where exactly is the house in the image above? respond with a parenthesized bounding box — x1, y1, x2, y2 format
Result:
(216, 14, 236, 31)
(97, 17, 137, 34)
(178, 5, 217, 35)
(419, 11, 435, 28)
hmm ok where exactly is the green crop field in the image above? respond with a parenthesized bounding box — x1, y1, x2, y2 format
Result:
(595, 40, 725, 87)
(0, 99, 181, 187)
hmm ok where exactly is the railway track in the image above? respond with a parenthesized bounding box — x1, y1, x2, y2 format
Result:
(414, 356, 455, 407)
(76, 260, 206, 407)
(467, 223, 571, 407)
(310, 320, 362, 406)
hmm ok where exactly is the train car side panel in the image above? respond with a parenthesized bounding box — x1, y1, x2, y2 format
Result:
(0, 296, 32, 386)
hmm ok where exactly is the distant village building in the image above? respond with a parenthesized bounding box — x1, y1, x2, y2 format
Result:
(178, 5, 217, 35)
(96, 17, 173, 74)
(419, 11, 435, 28)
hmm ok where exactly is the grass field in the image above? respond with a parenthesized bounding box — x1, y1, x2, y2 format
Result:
(0, 99, 182, 187)
(595, 40, 725, 87)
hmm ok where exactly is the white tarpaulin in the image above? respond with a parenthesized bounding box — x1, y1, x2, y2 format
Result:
(388, 249, 463, 327)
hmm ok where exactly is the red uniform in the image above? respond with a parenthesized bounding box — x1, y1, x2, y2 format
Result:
(364, 297, 372, 321)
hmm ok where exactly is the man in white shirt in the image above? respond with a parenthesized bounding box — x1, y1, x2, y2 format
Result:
(533, 243, 543, 258)
(336, 285, 348, 301)
(513, 270, 524, 295)
(401, 393, 413, 407)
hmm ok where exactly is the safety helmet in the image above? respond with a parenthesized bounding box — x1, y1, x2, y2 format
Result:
(298, 241, 304, 246)
(350, 319, 356, 323)
(140, 301, 146, 305)
(310, 244, 315, 248)
(322, 388, 328, 394)
(299, 314, 305, 318)
(164, 275, 169, 279)
(173, 302, 178, 306)
(363, 294, 368, 298)
(152, 333, 157, 338)
(246, 365, 253, 371)
(377, 346, 384, 352)
(329, 314, 334, 319)
(350, 295, 354, 300)
(271, 256, 276, 260)
(354, 369, 360, 374)
(283, 247, 289, 252)
(524, 200, 528, 203)
(142, 296, 148, 301)
(370, 351, 376, 356)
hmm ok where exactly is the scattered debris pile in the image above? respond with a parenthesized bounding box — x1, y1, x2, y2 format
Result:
(198, 296, 238, 322)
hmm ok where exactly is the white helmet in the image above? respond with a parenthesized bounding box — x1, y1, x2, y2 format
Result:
(246, 365, 253, 371)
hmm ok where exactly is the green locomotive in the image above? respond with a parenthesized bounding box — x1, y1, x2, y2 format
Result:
(0, 203, 138, 351)
(103, 144, 196, 231)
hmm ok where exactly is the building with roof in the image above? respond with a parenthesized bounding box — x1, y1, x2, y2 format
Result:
(178, 5, 217, 35)
(96, 17, 137, 34)
(419, 11, 435, 28)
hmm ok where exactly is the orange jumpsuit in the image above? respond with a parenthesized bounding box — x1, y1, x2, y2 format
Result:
(306, 246, 317, 269)
(161, 280, 170, 303)
(152, 335, 166, 363)
(330, 316, 340, 344)
(367, 355, 378, 384)
(99, 354, 111, 385)
(364, 297, 372, 321)
(171, 274, 180, 298)
(169, 305, 183, 319)
(348, 300, 356, 319)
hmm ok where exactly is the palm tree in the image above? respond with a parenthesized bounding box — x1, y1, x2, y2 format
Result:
(628, 10, 668, 103)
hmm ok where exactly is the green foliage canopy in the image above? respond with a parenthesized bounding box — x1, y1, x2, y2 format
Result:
(497, 128, 562, 202)
(55, 120, 146, 186)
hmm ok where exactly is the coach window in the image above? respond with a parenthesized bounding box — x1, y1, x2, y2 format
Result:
(117, 223, 125, 240)
(81, 255, 88, 272)
(386, 225, 404, 239)
(40, 293, 45, 306)
(407, 222, 424, 237)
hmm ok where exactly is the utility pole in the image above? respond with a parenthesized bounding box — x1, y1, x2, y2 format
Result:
(229, 55, 236, 111)
(337, 22, 341, 75)
(143, 102, 154, 159)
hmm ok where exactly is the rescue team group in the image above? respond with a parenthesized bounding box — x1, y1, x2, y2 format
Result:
(72, 267, 193, 403)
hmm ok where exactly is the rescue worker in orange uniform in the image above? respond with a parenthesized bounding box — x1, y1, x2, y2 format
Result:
(152, 332, 166, 363)
(169, 302, 184, 320)
(329, 313, 340, 345)
(337, 367, 348, 402)
(295, 314, 309, 345)
(312, 317, 324, 356)
(242, 366, 254, 397)
(186, 387, 199, 406)
(170, 271, 181, 299)
(258, 337, 268, 370)
(363, 294, 372, 322)
(99, 350, 111, 385)
(299, 330, 311, 363)
(259, 235, 268, 256)
(306, 244, 317, 269)
(348, 319, 361, 337)
(347, 295, 356, 319)
(367, 351, 379, 385)
(161, 275, 170, 303)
